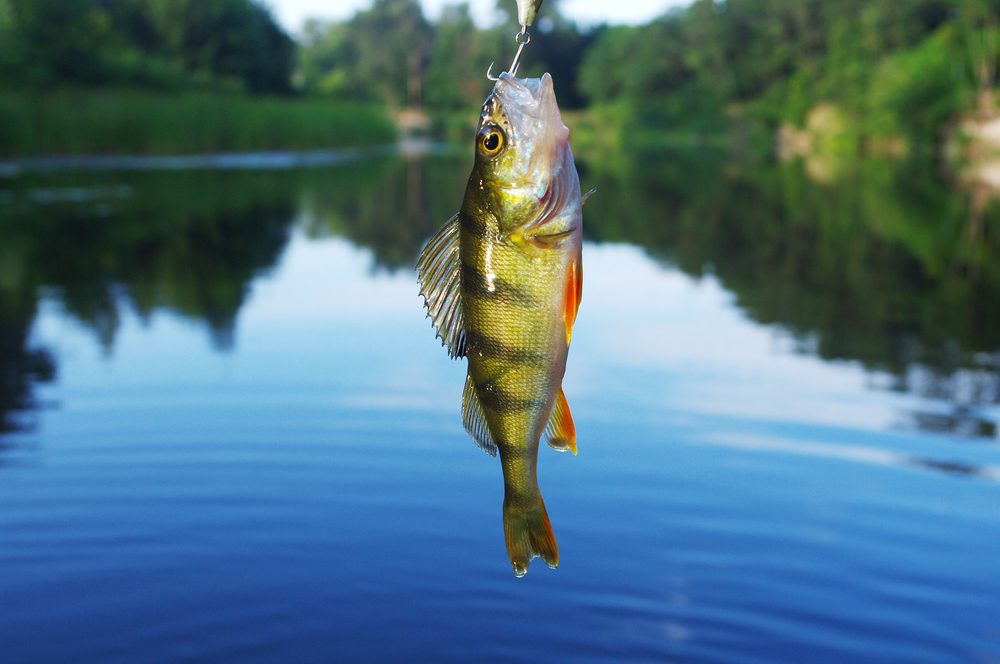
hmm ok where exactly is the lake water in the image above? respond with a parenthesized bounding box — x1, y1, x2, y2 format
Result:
(1, 146, 999, 662)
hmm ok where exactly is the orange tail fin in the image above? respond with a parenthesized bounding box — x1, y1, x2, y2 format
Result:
(503, 494, 558, 577)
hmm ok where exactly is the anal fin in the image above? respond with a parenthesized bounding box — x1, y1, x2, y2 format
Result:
(545, 388, 577, 455)
(462, 372, 497, 457)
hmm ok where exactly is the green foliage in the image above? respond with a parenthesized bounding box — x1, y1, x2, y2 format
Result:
(146, 0, 295, 93)
(577, 26, 636, 102)
(0, 90, 395, 156)
(423, 5, 488, 110)
(867, 26, 972, 140)
(577, 0, 983, 148)
(0, 0, 293, 93)
(297, 21, 356, 98)
(297, 0, 432, 106)
(297, 0, 593, 110)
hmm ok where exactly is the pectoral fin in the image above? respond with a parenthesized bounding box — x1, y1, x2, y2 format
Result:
(545, 388, 577, 455)
(526, 227, 576, 248)
(564, 249, 582, 346)
(416, 214, 466, 359)
(462, 372, 497, 457)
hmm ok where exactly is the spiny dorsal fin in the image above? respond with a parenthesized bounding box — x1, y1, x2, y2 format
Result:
(462, 372, 497, 457)
(545, 388, 577, 455)
(416, 213, 466, 358)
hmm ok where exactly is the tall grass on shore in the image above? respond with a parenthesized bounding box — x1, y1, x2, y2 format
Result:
(0, 90, 396, 157)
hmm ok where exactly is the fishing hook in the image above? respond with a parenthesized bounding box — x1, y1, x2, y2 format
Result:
(485, 27, 532, 81)
(509, 27, 531, 77)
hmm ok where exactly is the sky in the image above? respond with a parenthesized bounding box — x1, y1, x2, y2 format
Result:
(270, 0, 686, 34)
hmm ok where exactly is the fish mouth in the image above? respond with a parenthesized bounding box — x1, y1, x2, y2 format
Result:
(484, 72, 568, 186)
(489, 72, 559, 128)
(496, 73, 552, 110)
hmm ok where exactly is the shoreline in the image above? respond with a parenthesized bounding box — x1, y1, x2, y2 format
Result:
(0, 137, 456, 176)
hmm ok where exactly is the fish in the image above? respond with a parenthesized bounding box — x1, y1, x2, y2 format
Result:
(417, 71, 584, 577)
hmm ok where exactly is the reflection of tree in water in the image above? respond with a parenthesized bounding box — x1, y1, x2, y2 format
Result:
(0, 291, 55, 437)
(3, 170, 296, 352)
(117, 205, 293, 349)
(0, 169, 297, 437)
(582, 149, 1000, 439)
(298, 151, 469, 270)
(0, 154, 466, 439)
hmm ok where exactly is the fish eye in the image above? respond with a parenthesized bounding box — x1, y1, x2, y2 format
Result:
(478, 126, 505, 156)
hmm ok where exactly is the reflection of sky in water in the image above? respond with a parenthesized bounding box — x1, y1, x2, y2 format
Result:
(3, 177, 1000, 660)
(575, 244, 900, 431)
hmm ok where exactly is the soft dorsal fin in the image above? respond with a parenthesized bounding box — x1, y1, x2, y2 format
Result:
(564, 248, 582, 346)
(545, 388, 577, 455)
(416, 214, 466, 358)
(462, 372, 497, 457)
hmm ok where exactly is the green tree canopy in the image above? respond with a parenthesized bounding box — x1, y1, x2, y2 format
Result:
(1, 0, 294, 93)
(299, 0, 432, 106)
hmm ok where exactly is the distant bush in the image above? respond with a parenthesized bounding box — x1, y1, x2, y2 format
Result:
(0, 90, 396, 156)
(867, 25, 974, 142)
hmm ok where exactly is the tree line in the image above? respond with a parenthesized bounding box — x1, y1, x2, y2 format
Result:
(297, 0, 592, 109)
(576, 0, 999, 147)
(0, 0, 294, 93)
(298, 0, 1000, 147)
(2, 0, 999, 145)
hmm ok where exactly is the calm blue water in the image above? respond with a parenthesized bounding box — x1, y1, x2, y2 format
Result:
(1, 150, 999, 662)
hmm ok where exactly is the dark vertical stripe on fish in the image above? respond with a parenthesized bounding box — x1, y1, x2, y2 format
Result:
(465, 330, 547, 365)
(461, 262, 536, 306)
(460, 210, 492, 239)
(475, 377, 544, 414)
